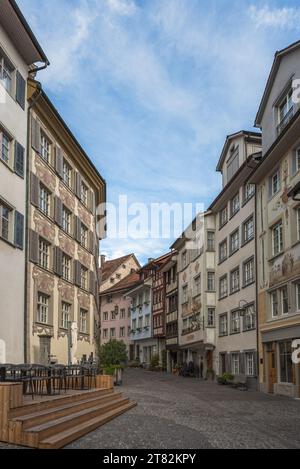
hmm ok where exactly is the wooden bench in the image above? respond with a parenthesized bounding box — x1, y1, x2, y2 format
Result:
(228, 374, 247, 390)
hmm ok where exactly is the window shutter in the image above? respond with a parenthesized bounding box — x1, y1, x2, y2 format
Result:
(31, 116, 41, 152)
(75, 172, 82, 199)
(54, 197, 63, 228)
(14, 141, 25, 178)
(55, 146, 63, 178)
(74, 260, 81, 287)
(16, 71, 26, 110)
(30, 172, 39, 207)
(253, 351, 258, 377)
(14, 211, 24, 250)
(89, 231, 94, 254)
(225, 353, 231, 374)
(74, 216, 81, 243)
(90, 191, 95, 214)
(89, 271, 95, 295)
(29, 229, 39, 264)
(54, 246, 63, 277)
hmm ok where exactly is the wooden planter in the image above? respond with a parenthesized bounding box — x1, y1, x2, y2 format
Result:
(95, 374, 114, 389)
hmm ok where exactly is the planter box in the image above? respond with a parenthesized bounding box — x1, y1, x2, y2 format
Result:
(95, 374, 114, 389)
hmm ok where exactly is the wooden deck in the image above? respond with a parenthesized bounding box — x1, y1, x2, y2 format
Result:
(0, 377, 136, 449)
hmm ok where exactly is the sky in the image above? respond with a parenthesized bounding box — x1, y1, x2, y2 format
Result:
(18, 0, 300, 265)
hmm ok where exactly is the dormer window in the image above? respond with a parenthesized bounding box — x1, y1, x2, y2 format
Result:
(277, 88, 294, 135)
(226, 145, 239, 182)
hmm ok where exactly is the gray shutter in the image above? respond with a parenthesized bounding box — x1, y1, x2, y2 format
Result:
(14, 211, 24, 250)
(30, 172, 39, 207)
(240, 352, 245, 374)
(74, 260, 81, 287)
(31, 116, 40, 152)
(54, 197, 63, 228)
(29, 229, 39, 264)
(74, 216, 81, 243)
(55, 146, 63, 178)
(89, 271, 95, 295)
(226, 353, 231, 374)
(253, 351, 258, 377)
(54, 246, 63, 277)
(16, 71, 26, 110)
(14, 141, 25, 178)
(75, 172, 82, 199)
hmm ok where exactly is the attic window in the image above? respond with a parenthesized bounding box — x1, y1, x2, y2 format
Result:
(110, 277, 114, 283)
(122, 264, 126, 269)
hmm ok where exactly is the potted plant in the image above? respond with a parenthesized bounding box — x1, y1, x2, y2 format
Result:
(217, 372, 234, 385)
(206, 368, 215, 380)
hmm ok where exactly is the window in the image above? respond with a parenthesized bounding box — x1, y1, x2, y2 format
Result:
(270, 170, 280, 197)
(219, 313, 228, 336)
(230, 229, 239, 254)
(207, 308, 215, 327)
(207, 272, 215, 291)
(230, 193, 240, 217)
(271, 290, 278, 317)
(281, 285, 289, 314)
(243, 257, 254, 286)
(193, 275, 201, 297)
(231, 353, 239, 375)
(272, 221, 283, 256)
(243, 183, 255, 203)
(277, 88, 293, 134)
(219, 239, 227, 263)
(40, 132, 51, 163)
(37, 293, 49, 324)
(80, 223, 88, 249)
(145, 314, 150, 327)
(132, 319, 136, 331)
(220, 207, 228, 228)
(62, 206, 71, 234)
(63, 160, 72, 188)
(243, 216, 254, 244)
(138, 316, 143, 329)
(230, 268, 240, 293)
(182, 251, 187, 268)
(80, 181, 88, 206)
(120, 327, 125, 338)
(79, 308, 88, 333)
(103, 311, 108, 321)
(246, 352, 254, 376)
(0, 202, 11, 241)
(231, 311, 240, 333)
(103, 329, 108, 339)
(227, 147, 239, 181)
(62, 253, 71, 281)
(0, 54, 13, 94)
(111, 310, 117, 320)
(279, 340, 293, 383)
(244, 304, 256, 331)
(80, 266, 88, 290)
(182, 285, 188, 303)
(219, 275, 227, 299)
(61, 302, 70, 329)
(207, 231, 215, 251)
(128, 307, 131, 318)
(1, 132, 10, 164)
(120, 308, 125, 319)
(127, 326, 131, 336)
(107, 295, 112, 303)
(39, 185, 51, 216)
(39, 238, 50, 269)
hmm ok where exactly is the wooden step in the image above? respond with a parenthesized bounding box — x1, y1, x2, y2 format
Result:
(39, 401, 137, 449)
(23, 397, 129, 447)
(12, 392, 124, 430)
(9, 388, 114, 418)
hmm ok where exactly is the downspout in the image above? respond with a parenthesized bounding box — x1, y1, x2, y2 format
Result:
(254, 186, 260, 390)
(29, 60, 50, 76)
(24, 84, 43, 363)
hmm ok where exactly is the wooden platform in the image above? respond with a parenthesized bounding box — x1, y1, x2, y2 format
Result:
(0, 380, 136, 449)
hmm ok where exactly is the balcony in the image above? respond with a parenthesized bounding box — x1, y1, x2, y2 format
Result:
(277, 106, 294, 136)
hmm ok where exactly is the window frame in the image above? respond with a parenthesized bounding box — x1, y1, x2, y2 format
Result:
(37, 292, 49, 324)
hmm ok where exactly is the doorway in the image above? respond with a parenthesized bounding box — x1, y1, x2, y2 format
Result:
(39, 336, 51, 365)
(267, 343, 277, 393)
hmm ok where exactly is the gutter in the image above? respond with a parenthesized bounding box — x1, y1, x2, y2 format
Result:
(23, 85, 43, 363)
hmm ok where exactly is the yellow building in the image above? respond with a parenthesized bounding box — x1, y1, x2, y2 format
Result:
(25, 79, 106, 364)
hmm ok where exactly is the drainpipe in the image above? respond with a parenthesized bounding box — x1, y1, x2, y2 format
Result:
(254, 186, 260, 391)
(23, 85, 43, 363)
(29, 60, 50, 77)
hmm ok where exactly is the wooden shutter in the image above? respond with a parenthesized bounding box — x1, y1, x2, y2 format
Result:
(14, 211, 24, 250)
(74, 260, 81, 287)
(74, 216, 81, 243)
(89, 271, 95, 295)
(225, 352, 230, 374)
(14, 141, 25, 178)
(75, 172, 82, 199)
(55, 146, 63, 178)
(253, 351, 258, 377)
(29, 229, 39, 264)
(16, 71, 26, 110)
(30, 172, 39, 207)
(31, 116, 41, 152)
(54, 197, 63, 227)
(54, 246, 63, 277)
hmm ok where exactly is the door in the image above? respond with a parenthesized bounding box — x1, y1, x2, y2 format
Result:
(39, 336, 51, 365)
(267, 346, 276, 393)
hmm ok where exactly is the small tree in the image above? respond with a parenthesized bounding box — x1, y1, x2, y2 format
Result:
(99, 339, 128, 367)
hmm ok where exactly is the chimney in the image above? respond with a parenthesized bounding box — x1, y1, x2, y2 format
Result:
(100, 254, 106, 266)
(148, 258, 154, 263)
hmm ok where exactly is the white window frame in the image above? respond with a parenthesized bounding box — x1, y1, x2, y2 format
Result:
(80, 181, 88, 206)
(271, 170, 280, 196)
(246, 352, 254, 376)
(271, 290, 278, 317)
(243, 216, 254, 243)
(230, 268, 240, 293)
(62, 206, 71, 234)
(80, 266, 88, 290)
(219, 239, 227, 262)
(37, 293, 49, 324)
(207, 271, 215, 291)
(231, 310, 240, 333)
(62, 254, 71, 281)
(219, 275, 227, 299)
(0, 202, 11, 242)
(219, 313, 227, 336)
(0, 54, 14, 94)
(63, 159, 72, 187)
(272, 221, 283, 256)
(40, 131, 51, 163)
(39, 238, 50, 269)
(244, 257, 254, 286)
(80, 223, 88, 248)
(231, 353, 240, 375)
(281, 285, 289, 315)
(230, 193, 240, 217)
(39, 185, 51, 216)
(230, 229, 239, 254)
(207, 307, 215, 327)
(61, 301, 71, 329)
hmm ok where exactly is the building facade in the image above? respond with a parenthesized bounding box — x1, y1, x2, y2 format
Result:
(174, 212, 217, 377)
(0, 0, 48, 363)
(26, 79, 106, 365)
(210, 131, 261, 388)
(161, 253, 178, 372)
(250, 41, 300, 397)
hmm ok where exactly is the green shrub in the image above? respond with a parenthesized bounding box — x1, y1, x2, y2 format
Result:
(99, 339, 127, 367)
(150, 354, 159, 368)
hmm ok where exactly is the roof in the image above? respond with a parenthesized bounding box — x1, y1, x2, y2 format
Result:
(0, 0, 49, 65)
(100, 254, 139, 283)
(170, 210, 212, 250)
(100, 271, 141, 295)
(255, 39, 300, 127)
(216, 130, 261, 172)
(140, 251, 173, 271)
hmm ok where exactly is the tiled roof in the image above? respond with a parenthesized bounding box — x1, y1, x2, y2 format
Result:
(100, 254, 135, 283)
(101, 271, 141, 294)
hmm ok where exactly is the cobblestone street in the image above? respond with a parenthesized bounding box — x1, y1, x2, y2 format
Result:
(2, 368, 299, 449)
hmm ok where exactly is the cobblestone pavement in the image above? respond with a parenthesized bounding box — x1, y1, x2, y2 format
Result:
(1, 368, 300, 449)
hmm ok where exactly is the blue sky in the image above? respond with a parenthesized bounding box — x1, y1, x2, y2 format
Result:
(18, 0, 300, 264)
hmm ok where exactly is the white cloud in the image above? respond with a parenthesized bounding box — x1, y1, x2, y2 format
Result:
(106, 0, 136, 16)
(248, 5, 300, 29)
